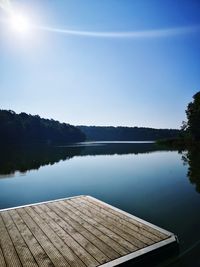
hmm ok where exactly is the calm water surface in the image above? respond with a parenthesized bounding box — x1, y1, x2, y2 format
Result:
(0, 142, 200, 266)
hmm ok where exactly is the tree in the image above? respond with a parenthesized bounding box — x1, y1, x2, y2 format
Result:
(186, 91, 200, 141)
(0, 109, 86, 144)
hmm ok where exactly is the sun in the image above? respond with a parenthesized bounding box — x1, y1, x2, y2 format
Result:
(10, 14, 31, 34)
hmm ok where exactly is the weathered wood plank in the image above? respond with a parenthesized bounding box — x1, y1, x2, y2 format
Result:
(26, 206, 85, 267)
(58, 200, 128, 256)
(53, 201, 120, 260)
(75, 197, 158, 245)
(85, 196, 167, 239)
(82, 197, 163, 243)
(0, 195, 177, 267)
(67, 199, 137, 252)
(9, 209, 54, 267)
(32, 204, 97, 267)
(1, 211, 37, 267)
(42, 203, 104, 265)
(45, 202, 110, 265)
(43, 201, 107, 265)
(0, 246, 6, 267)
(17, 208, 70, 267)
(0, 214, 22, 267)
(71, 198, 147, 249)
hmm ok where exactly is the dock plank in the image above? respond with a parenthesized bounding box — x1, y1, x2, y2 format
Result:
(17, 208, 70, 267)
(86, 196, 168, 239)
(25, 206, 85, 267)
(32, 204, 97, 267)
(41, 203, 103, 266)
(65, 200, 135, 253)
(0, 195, 177, 267)
(74, 197, 157, 245)
(0, 214, 22, 267)
(83, 197, 163, 242)
(1, 211, 37, 267)
(58, 200, 128, 256)
(71, 198, 147, 249)
(53, 201, 120, 260)
(0, 246, 6, 267)
(46, 202, 110, 265)
(9, 209, 54, 267)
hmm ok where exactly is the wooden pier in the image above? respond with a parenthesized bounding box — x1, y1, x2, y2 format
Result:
(0, 195, 177, 266)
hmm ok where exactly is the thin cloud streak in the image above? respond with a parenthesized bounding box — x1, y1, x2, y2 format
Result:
(0, 0, 199, 39)
(37, 25, 200, 39)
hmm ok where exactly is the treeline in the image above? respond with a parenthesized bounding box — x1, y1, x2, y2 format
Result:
(0, 110, 85, 145)
(0, 109, 180, 145)
(78, 126, 180, 141)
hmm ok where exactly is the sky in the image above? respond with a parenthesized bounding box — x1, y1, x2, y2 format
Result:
(0, 0, 200, 129)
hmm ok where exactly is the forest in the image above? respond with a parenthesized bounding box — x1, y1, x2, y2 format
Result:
(0, 109, 181, 145)
(78, 126, 180, 141)
(0, 110, 86, 144)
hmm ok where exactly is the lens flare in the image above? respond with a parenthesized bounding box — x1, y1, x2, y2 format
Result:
(10, 14, 30, 34)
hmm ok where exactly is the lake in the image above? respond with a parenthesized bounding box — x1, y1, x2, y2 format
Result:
(0, 142, 200, 266)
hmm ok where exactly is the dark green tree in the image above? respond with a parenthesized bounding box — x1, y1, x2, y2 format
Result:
(0, 109, 86, 145)
(186, 91, 200, 141)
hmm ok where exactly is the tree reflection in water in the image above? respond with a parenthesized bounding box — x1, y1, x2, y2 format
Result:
(0, 142, 172, 176)
(182, 144, 200, 194)
(0, 145, 83, 176)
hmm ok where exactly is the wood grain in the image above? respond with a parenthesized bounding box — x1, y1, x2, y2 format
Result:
(0, 195, 176, 267)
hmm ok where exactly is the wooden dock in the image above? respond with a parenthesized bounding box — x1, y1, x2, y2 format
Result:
(0, 195, 177, 267)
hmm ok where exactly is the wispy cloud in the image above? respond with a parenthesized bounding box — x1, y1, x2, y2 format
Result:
(0, 0, 199, 39)
(37, 25, 200, 39)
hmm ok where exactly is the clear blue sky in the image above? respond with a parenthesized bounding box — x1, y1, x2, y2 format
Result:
(0, 0, 200, 128)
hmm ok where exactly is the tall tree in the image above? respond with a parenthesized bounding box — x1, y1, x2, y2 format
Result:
(186, 91, 200, 141)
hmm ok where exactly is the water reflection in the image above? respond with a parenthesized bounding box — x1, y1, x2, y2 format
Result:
(1, 142, 200, 195)
(181, 144, 200, 194)
(0, 142, 171, 176)
(0, 145, 82, 176)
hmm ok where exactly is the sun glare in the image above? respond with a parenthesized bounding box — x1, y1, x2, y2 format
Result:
(10, 14, 31, 34)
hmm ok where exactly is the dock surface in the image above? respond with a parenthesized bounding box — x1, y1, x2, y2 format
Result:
(0, 195, 177, 267)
